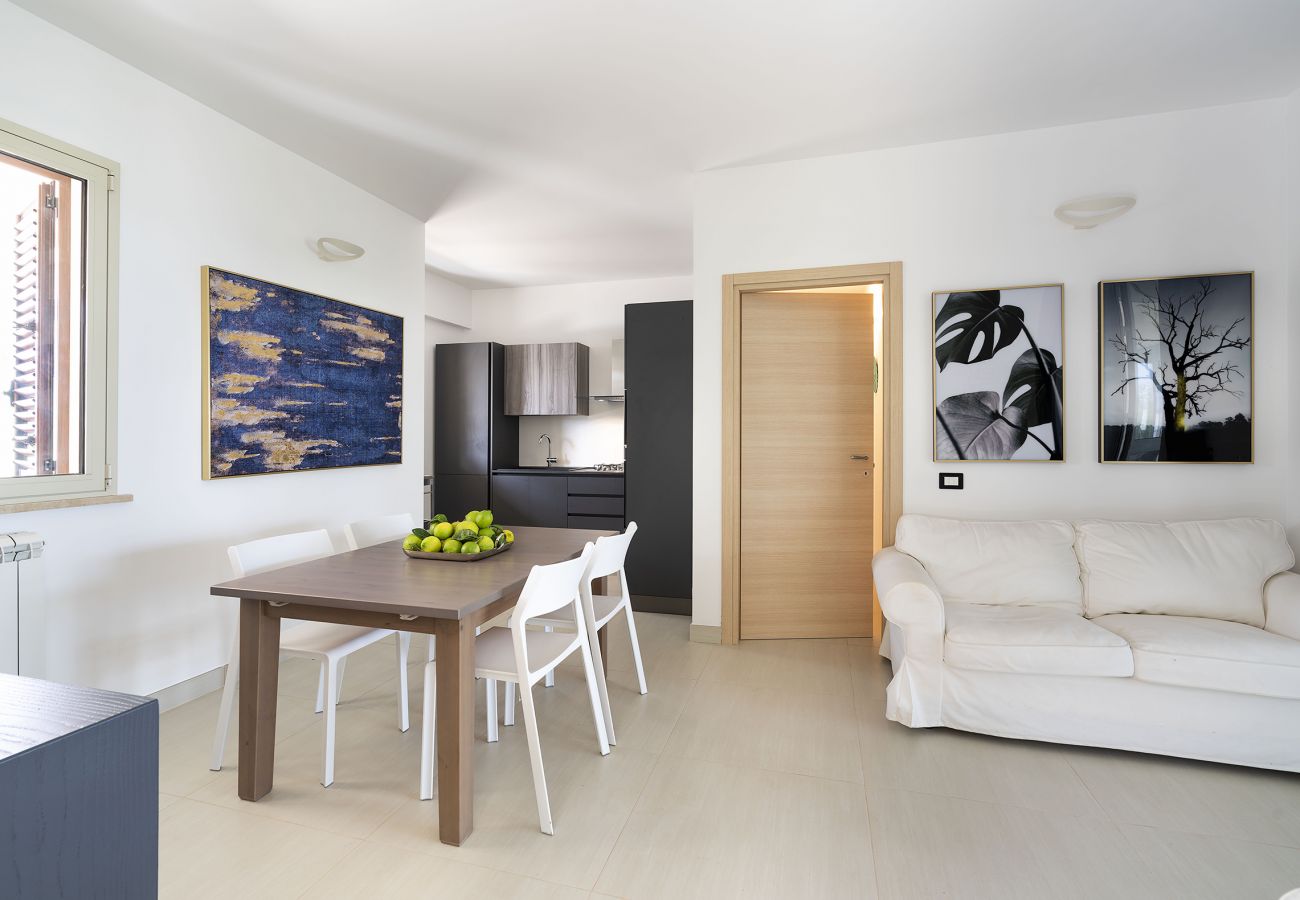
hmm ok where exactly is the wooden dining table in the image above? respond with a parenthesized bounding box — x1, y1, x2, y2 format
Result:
(209, 524, 616, 846)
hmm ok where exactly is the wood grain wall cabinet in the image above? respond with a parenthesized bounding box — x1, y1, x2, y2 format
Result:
(624, 300, 693, 612)
(0, 675, 158, 898)
(504, 343, 591, 415)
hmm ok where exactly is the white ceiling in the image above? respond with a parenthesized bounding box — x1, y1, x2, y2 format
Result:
(17, 0, 1300, 287)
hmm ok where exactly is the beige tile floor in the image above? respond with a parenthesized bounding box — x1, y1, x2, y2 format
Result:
(159, 614, 1300, 900)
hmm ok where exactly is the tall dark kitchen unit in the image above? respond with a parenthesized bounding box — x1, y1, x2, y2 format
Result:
(433, 342, 517, 514)
(624, 300, 693, 614)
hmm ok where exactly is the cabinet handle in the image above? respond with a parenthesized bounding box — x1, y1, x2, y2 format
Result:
(850, 454, 870, 461)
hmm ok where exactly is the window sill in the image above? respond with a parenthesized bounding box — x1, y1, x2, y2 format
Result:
(0, 493, 133, 515)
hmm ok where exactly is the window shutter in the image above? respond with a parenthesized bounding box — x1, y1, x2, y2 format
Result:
(8, 184, 52, 478)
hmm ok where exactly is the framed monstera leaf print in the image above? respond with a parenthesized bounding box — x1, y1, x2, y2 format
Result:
(932, 284, 1064, 461)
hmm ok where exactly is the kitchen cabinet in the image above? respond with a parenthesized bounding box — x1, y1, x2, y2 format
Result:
(624, 300, 692, 612)
(433, 342, 517, 513)
(490, 471, 625, 531)
(504, 342, 590, 415)
(490, 474, 568, 528)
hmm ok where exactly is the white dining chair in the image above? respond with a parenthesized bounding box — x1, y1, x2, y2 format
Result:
(210, 528, 412, 787)
(420, 543, 610, 835)
(346, 513, 505, 746)
(345, 512, 433, 665)
(344, 512, 419, 553)
(505, 522, 647, 742)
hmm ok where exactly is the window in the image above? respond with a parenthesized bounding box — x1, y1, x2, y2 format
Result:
(0, 120, 117, 506)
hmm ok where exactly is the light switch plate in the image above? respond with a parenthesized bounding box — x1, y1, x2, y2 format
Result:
(939, 472, 964, 490)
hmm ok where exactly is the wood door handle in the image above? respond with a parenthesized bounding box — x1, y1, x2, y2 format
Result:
(850, 454, 870, 460)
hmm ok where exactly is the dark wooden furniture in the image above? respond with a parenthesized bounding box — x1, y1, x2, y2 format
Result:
(490, 470, 624, 531)
(504, 343, 590, 415)
(210, 525, 615, 847)
(0, 674, 158, 898)
(625, 300, 693, 613)
(433, 342, 517, 513)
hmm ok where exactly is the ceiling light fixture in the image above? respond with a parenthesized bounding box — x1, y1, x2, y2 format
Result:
(1053, 194, 1136, 230)
(312, 237, 366, 262)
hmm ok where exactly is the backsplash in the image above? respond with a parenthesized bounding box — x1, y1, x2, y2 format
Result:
(516, 404, 625, 466)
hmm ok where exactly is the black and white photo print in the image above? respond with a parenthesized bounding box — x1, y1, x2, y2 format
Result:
(933, 284, 1064, 461)
(1101, 272, 1252, 463)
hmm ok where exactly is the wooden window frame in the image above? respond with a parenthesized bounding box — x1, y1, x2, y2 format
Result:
(721, 262, 904, 645)
(0, 118, 121, 510)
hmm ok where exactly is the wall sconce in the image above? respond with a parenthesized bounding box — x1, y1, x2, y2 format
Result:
(312, 237, 366, 262)
(1053, 195, 1136, 229)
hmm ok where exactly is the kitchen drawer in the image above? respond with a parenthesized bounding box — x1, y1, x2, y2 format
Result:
(568, 494, 624, 516)
(568, 515, 626, 532)
(567, 476, 624, 496)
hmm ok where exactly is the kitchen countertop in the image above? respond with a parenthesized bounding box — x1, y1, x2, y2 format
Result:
(491, 467, 623, 476)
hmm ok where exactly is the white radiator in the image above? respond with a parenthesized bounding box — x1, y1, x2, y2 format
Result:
(0, 531, 45, 677)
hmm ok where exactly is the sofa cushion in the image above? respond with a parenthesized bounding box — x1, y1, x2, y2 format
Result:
(896, 515, 1082, 611)
(1093, 614, 1300, 701)
(1075, 518, 1292, 627)
(943, 602, 1134, 677)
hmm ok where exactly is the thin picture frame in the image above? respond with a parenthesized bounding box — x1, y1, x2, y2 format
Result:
(1097, 271, 1254, 465)
(931, 282, 1065, 463)
(201, 265, 405, 480)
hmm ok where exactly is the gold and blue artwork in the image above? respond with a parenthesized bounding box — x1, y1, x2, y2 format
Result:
(202, 267, 403, 478)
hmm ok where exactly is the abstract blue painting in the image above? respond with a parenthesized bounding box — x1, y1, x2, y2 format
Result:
(202, 267, 403, 478)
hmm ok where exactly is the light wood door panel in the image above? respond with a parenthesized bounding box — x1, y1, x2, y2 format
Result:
(739, 292, 873, 639)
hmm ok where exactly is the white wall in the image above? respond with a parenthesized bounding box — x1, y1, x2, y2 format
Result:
(1289, 88, 1300, 553)
(693, 99, 1291, 628)
(0, 1, 425, 696)
(423, 269, 472, 472)
(437, 276, 692, 467)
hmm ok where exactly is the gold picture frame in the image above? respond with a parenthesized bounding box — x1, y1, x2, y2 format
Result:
(201, 265, 405, 480)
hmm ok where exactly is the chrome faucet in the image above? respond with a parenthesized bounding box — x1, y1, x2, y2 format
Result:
(539, 434, 557, 467)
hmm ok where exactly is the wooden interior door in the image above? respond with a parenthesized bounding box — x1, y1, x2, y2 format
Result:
(739, 291, 873, 639)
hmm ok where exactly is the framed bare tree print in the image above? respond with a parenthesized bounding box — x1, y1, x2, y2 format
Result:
(933, 284, 1064, 461)
(1100, 272, 1252, 463)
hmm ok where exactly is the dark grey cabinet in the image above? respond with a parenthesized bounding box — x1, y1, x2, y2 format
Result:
(0, 675, 158, 899)
(433, 342, 517, 513)
(504, 343, 590, 415)
(490, 474, 568, 528)
(624, 300, 692, 612)
(489, 472, 625, 532)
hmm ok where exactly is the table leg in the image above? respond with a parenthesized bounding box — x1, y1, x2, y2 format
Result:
(238, 598, 280, 801)
(435, 617, 475, 845)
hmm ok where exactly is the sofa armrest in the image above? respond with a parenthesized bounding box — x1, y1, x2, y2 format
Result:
(873, 547, 945, 656)
(1264, 570, 1300, 641)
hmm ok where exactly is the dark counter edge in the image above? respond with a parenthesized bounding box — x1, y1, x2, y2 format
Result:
(491, 468, 624, 476)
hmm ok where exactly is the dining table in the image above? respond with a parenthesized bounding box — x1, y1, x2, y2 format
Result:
(209, 524, 616, 846)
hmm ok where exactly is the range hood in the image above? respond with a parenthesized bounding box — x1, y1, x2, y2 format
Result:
(591, 338, 625, 402)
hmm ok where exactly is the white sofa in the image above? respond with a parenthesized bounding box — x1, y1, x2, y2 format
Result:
(873, 515, 1300, 772)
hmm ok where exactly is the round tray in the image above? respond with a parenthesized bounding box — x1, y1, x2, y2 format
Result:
(403, 540, 512, 562)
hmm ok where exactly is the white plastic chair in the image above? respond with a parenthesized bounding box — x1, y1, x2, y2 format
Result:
(508, 522, 647, 743)
(210, 529, 412, 787)
(345, 512, 508, 740)
(420, 543, 610, 835)
(345, 512, 435, 667)
(344, 512, 419, 552)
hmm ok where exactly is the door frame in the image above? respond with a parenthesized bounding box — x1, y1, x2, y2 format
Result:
(721, 262, 904, 645)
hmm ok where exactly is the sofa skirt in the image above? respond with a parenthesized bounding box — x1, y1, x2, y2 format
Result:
(882, 654, 1300, 773)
